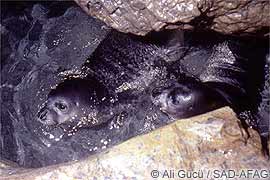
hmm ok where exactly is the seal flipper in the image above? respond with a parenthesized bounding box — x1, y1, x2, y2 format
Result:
(200, 41, 251, 113)
(152, 29, 187, 62)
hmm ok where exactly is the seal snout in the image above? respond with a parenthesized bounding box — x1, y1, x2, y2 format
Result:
(151, 87, 169, 109)
(38, 108, 48, 121)
(151, 87, 164, 98)
(37, 106, 59, 126)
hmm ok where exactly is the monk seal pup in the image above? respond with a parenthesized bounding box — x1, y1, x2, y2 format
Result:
(37, 78, 112, 130)
(152, 41, 248, 120)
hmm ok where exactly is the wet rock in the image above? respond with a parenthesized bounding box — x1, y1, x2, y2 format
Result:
(74, 0, 269, 36)
(1, 107, 269, 179)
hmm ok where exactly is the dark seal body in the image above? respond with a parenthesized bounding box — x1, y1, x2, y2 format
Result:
(38, 30, 268, 144)
(81, 30, 234, 120)
(37, 30, 229, 131)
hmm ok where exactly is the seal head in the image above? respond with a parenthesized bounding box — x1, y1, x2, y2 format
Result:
(37, 78, 110, 129)
(151, 77, 227, 119)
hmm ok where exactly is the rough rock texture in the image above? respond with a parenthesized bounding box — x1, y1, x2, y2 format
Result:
(74, 0, 269, 36)
(1, 107, 269, 179)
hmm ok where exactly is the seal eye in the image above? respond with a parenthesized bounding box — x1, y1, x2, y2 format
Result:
(55, 102, 68, 111)
(168, 89, 182, 105)
(168, 87, 191, 106)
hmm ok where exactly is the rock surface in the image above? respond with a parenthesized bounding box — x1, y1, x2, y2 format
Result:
(74, 0, 269, 36)
(1, 107, 269, 179)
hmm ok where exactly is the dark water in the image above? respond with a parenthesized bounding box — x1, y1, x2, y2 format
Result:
(1, 1, 269, 168)
(1, 1, 111, 167)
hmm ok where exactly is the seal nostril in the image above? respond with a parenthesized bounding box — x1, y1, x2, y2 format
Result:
(151, 88, 163, 98)
(38, 109, 48, 121)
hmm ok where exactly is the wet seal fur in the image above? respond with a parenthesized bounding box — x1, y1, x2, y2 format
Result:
(37, 30, 229, 133)
(37, 30, 269, 154)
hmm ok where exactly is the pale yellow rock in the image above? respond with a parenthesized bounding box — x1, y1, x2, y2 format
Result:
(1, 107, 269, 180)
(74, 0, 269, 36)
